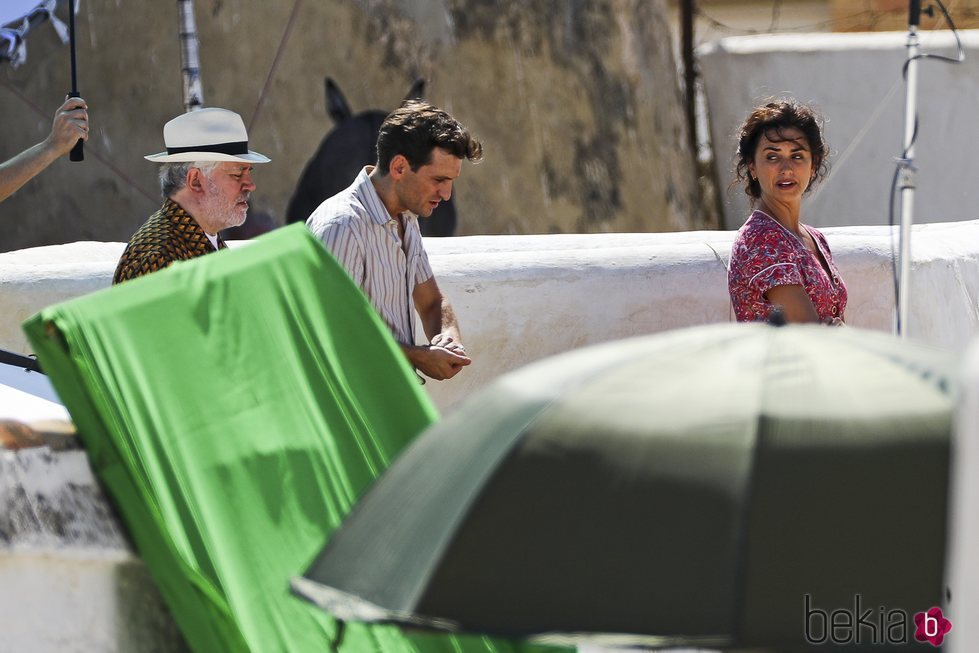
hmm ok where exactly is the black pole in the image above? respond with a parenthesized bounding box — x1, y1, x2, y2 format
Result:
(680, 0, 698, 160)
(909, 0, 922, 27)
(0, 349, 42, 374)
(67, 0, 84, 161)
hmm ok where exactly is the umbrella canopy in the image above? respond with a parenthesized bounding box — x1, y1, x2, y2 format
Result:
(294, 323, 955, 651)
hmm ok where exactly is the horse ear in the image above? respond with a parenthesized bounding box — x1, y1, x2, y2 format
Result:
(325, 77, 352, 123)
(405, 78, 426, 102)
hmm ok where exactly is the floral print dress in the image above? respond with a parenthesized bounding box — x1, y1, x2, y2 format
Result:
(728, 210, 847, 322)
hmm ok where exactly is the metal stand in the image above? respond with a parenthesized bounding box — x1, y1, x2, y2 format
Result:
(177, 0, 204, 112)
(896, 1, 922, 338)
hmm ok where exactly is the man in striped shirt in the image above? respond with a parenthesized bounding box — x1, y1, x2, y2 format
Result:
(307, 101, 482, 381)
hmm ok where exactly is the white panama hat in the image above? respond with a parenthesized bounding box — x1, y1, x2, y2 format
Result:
(145, 107, 270, 163)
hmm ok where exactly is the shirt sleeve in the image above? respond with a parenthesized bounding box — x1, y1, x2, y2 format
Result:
(317, 220, 365, 288)
(413, 247, 434, 288)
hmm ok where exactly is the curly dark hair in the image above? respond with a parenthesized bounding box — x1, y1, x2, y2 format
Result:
(734, 99, 829, 202)
(376, 99, 483, 174)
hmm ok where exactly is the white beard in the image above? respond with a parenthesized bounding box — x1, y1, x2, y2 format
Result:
(199, 177, 247, 231)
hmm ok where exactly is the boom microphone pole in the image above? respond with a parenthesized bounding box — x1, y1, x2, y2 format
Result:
(895, 2, 922, 338)
(893, 0, 966, 337)
(67, 0, 83, 161)
(895, 0, 924, 337)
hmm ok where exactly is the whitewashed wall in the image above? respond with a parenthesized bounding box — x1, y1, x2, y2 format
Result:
(1, 223, 977, 414)
(948, 341, 979, 652)
(698, 31, 979, 230)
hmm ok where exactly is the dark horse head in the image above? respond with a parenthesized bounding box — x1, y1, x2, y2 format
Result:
(286, 78, 457, 236)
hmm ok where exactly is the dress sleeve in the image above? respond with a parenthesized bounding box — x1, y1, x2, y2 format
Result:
(733, 218, 804, 298)
(750, 262, 803, 297)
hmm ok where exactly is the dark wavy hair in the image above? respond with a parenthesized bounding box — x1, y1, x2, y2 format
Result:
(376, 99, 483, 174)
(734, 99, 829, 202)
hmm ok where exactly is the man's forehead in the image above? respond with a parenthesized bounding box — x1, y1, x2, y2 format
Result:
(420, 148, 462, 175)
(218, 162, 253, 173)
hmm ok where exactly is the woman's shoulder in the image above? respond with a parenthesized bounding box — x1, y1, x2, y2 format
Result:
(735, 211, 788, 244)
(802, 223, 833, 248)
(802, 222, 827, 238)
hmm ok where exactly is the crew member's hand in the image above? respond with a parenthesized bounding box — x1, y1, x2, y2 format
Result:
(46, 96, 89, 156)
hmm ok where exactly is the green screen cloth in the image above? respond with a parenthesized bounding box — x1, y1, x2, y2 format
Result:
(23, 225, 562, 653)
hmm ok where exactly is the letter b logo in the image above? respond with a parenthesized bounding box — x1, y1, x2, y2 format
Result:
(914, 607, 951, 647)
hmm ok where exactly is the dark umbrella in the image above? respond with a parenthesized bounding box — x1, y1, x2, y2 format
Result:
(293, 324, 954, 651)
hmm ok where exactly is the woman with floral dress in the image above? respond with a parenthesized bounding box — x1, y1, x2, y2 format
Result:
(728, 100, 847, 324)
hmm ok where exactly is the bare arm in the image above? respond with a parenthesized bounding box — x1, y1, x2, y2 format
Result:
(767, 284, 843, 324)
(401, 276, 471, 380)
(414, 277, 462, 344)
(0, 97, 89, 204)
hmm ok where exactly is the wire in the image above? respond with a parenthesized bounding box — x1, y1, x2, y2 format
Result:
(249, 0, 303, 132)
(768, 0, 783, 32)
(695, 9, 880, 39)
(0, 77, 158, 204)
(807, 75, 903, 208)
(903, 0, 965, 75)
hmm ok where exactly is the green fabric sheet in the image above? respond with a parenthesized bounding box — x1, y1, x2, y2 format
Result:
(23, 225, 561, 653)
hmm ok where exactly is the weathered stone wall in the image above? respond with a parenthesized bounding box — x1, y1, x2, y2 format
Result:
(0, 0, 702, 252)
(0, 447, 189, 652)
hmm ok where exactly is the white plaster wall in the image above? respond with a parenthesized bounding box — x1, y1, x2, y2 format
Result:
(698, 31, 979, 230)
(0, 242, 122, 355)
(1, 223, 977, 415)
(948, 340, 979, 652)
(423, 221, 979, 412)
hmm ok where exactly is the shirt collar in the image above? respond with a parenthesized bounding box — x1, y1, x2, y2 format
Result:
(162, 198, 224, 250)
(352, 166, 418, 227)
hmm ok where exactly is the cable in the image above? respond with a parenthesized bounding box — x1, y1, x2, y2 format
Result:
(695, 9, 881, 39)
(902, 0, 965, 75)
(889, 120, 917, 336)
(249, 0, 303, 132)
(807, 75, 903, 208)
(768, 0, 783, 32)
(0, 77, 158, 204)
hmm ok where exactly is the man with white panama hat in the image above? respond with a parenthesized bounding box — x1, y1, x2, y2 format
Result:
(113, 108, 269, 284)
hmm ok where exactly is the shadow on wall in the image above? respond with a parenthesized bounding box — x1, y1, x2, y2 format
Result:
(0, 1, 701, 251)
(284, 77, 457, 237)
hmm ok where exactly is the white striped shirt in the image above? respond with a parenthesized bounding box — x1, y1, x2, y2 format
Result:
(306, 166, 434, 345)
